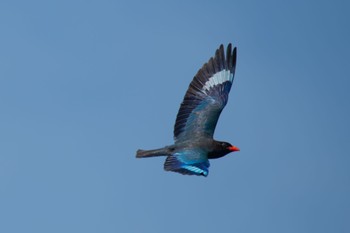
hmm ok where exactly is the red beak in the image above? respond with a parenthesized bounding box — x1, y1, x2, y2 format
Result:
(228, 146, 240, 152)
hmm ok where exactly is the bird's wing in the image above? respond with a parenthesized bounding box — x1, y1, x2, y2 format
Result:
(174, 44, 237, 142)
(164, 150, 210, 177)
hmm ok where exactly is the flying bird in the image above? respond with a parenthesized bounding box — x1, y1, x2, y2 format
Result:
(136, 44, 239, 177)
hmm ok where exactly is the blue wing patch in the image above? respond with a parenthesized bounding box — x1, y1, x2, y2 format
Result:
(164, 153, 210, 177)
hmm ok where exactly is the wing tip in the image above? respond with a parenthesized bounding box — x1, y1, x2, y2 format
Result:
(226, 44, 237, 74)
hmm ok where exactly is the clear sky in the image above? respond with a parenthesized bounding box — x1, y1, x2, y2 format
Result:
(1, 0, 349, 232)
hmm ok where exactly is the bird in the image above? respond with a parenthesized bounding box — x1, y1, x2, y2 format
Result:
(136, 44, 240, 177)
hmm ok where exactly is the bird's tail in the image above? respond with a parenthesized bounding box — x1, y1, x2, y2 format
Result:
(136, 146, 173, 158)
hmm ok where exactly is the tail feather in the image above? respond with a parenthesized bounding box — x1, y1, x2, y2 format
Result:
(136, 147, 173, 158)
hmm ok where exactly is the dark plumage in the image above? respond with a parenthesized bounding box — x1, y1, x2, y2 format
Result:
(136, 44, 240, 177)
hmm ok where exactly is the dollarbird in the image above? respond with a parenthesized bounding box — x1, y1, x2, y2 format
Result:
(136, 44, 239, 177)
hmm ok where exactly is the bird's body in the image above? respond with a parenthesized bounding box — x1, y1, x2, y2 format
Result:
(136, 44, 240, 177)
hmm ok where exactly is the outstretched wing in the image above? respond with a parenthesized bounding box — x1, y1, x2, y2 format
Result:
(174, 44, 237, 142)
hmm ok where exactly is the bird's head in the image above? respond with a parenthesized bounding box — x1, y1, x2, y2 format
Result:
(208, 141, 240, 159)
(220, 141, 240, 153)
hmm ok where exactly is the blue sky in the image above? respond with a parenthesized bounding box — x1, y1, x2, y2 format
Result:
(1, 0, 349, 232)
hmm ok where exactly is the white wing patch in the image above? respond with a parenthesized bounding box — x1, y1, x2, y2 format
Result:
(202, 70, 233, 92)
(183, 165, 208, 176)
